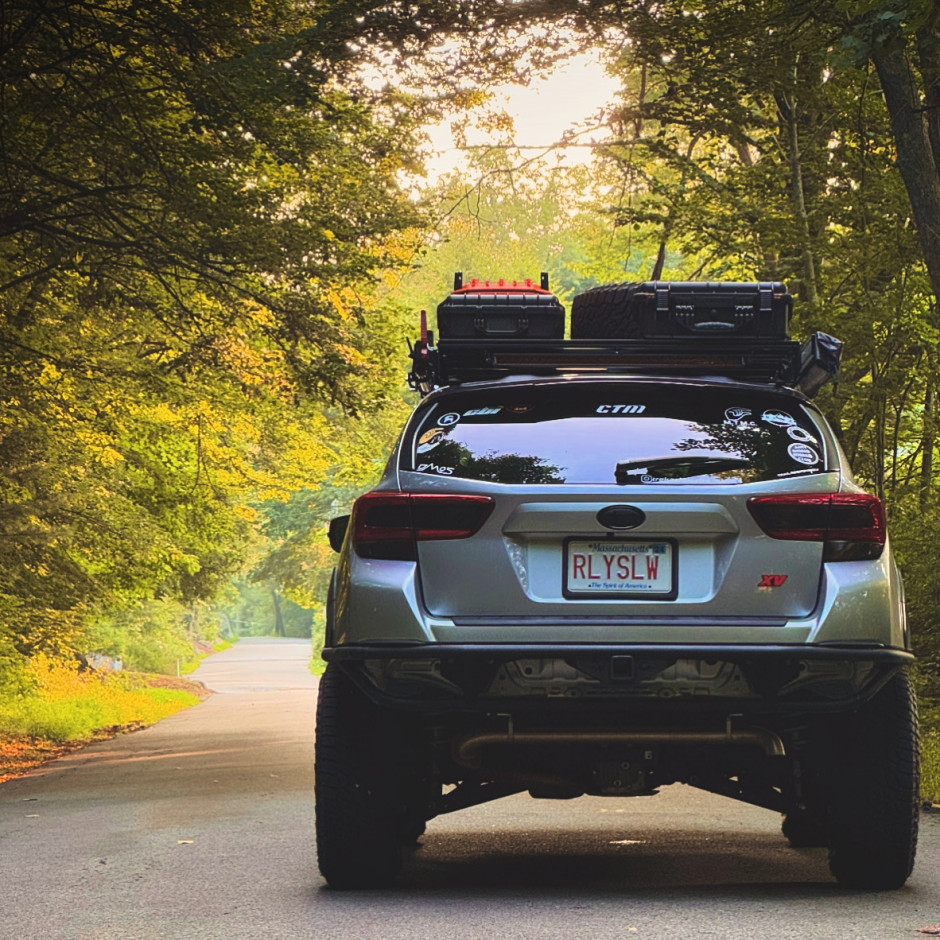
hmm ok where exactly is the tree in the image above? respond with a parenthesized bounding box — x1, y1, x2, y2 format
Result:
(0, 0, 428, 660)
(843, 1, 940, 304)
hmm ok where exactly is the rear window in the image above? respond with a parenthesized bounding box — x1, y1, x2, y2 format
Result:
(406, 383, 828, 485)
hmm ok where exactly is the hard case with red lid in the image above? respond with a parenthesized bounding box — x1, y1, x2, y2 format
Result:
(435, 273, 565, 340)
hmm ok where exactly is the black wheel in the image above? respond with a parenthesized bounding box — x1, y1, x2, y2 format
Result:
(570, 282, 645, 339)
(782, 809, 827, 848)
(826, 670, 920, 889)
(315, 664, 412, 888)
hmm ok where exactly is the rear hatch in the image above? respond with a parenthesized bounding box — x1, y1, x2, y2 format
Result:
(401, 379, 837, 620)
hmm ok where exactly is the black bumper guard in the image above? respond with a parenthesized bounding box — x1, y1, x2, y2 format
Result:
(323, 642, 912, 715)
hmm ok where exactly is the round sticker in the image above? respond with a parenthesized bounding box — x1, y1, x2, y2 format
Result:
(416, 428, 446, 453)
(762, 410, 796, 427)
(724, 407, 752, 425)
(438, 412, 460, 427)
(788, 442, 820, 465)
(786, 425, 816, 444)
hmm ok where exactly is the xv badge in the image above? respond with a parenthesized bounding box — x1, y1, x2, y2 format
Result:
(759, 574, 788, 588)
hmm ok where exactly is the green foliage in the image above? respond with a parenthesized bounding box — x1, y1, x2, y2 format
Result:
(393, 154, 691, 327)
(0, 0, 427, 664)
(0, 656, 199, 742)
(217, 581, 313, 639)
(0, 629, 34, 698)
(83, 599, 217, 675)
(922, 726, 940, 804)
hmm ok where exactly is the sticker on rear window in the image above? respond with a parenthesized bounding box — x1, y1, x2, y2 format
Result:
(417, 461, 453, 475)
(438, 412, 460, 426)
(596, 404, 647, 414)
(786, 426, 816, 444)
(464, 407, 501, 416)
(762, 409, 796, 427)
(724, 407, 752, 425)
(788, 442, 819, 465)
(417, 428, 447, 453)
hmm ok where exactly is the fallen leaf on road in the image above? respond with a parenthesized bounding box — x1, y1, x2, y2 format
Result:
(917, 928, 940, 936)
(25, 814, 39, 818)
(177, 839, 195, 845)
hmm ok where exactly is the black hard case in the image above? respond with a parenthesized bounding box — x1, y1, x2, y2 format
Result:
(436, 288, 565, 340)
(570, 281, 792, 340)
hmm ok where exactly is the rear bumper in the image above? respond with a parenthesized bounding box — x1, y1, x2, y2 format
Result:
(323, 642, 912, 716)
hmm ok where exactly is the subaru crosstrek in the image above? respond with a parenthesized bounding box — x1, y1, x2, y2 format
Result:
(314, 279, 918, 890)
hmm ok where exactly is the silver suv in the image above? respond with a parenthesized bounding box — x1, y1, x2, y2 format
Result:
(315, 280, 918, 890)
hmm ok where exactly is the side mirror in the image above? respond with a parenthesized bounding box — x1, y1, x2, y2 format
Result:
(328, 515, 350, 553)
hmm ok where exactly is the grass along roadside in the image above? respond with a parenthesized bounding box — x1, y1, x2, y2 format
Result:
(0, 656, 209, 783)
(920, 701, 940, 805)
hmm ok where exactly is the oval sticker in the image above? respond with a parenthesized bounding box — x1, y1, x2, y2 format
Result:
(788, 442, 820, 465)
(762, 409, 796, 427)
(787, 426, 816, 444)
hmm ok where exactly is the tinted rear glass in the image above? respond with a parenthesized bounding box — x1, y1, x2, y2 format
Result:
(407, 384, 827, 485)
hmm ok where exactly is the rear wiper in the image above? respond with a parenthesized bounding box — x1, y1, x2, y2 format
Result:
(615, 456, 749, 483)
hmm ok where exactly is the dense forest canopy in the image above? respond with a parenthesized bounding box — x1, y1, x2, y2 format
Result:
(2, 0, 940, 689)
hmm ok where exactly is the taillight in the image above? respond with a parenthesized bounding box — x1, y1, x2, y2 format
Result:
(747, 493, 886, 561)
(351, 492, 495, 560)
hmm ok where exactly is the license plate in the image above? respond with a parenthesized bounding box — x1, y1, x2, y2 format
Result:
(563, 538, 676, 599)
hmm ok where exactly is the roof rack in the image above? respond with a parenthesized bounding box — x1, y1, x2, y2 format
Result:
(406, 277, 842, 399)
(407, 330, 842, 400)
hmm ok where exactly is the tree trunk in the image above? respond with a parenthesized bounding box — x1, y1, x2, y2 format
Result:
(271, 588, 285, 637)
(915, 5, 940, 172)
(777, 87, 819, 309)
(922, 379, 935, 512)
(870, 34, 940, 305)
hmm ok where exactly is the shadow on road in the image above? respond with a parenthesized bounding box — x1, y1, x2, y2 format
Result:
(311, 824, 852, 899)
(399, 833, 834, 895)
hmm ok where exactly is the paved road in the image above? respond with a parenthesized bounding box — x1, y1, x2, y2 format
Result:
(1, 637, 939, 940)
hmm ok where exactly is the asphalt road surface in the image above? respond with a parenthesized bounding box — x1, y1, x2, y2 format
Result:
(1, 637, 939, 940)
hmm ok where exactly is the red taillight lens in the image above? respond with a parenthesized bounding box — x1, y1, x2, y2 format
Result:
(747, 493, 886, 561)
(351, 492, 495, 560)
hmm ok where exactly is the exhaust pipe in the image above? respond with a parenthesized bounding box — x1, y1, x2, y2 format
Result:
(454, 726, 785, 770)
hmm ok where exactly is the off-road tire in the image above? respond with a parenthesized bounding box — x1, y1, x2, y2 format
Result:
(570, 282, 645, 339)
(826, 670, 920, 889)
(315, 664, 410, 888)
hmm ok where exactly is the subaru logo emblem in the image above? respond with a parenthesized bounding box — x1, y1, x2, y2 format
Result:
(597, 505, 646, 530)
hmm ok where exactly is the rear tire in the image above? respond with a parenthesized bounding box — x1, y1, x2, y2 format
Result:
(315, 664, 408, 888)
(826, 670, 919, 889)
